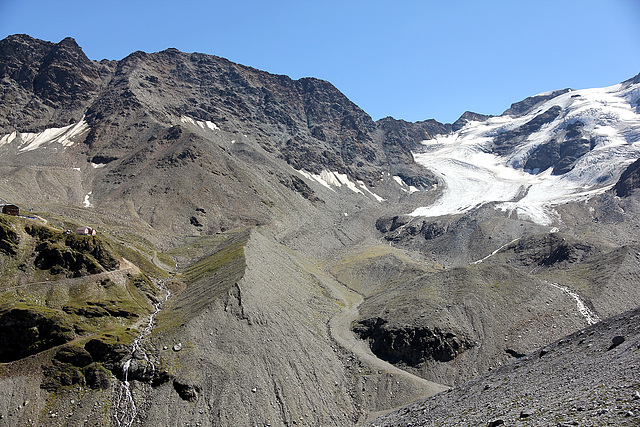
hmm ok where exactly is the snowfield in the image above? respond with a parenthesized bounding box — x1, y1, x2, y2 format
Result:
(411, 81, 640, 225)
(0, 118, 90, 152)
(298, 169, 386, 202)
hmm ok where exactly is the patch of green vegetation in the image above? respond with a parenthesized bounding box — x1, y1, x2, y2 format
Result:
(0, 215, 19, 255)
(21, 223, 121, 278)
(330, 245, 435, 297)
(166, 234, 229, 260)
(155, 230, 249, 334)
(155, 251, 175, 269)
(180, 239, 246, 284)
(128, 273, 161, 304)
(93, 324, 139, 347)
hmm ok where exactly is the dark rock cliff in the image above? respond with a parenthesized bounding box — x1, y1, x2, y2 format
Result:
(353, 317, 474, 365)
(0, 34, 114, 131)
(614, 158, 640, 197)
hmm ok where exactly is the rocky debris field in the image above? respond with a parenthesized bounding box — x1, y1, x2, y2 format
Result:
(368, 306, 640, 426)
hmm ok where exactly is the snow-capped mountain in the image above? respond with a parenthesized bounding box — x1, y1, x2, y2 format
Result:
(411, 76, 640, 225)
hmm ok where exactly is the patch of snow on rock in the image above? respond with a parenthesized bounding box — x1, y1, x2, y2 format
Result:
(298, 169, 385, 201)
(393, 175, 419, 193)
(0, 119, 90, 152)
(180, 116, 219, 131)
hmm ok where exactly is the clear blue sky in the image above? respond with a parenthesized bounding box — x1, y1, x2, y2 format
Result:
(1, 0, 639, 123)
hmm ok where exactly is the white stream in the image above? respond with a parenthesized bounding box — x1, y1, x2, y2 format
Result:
(114, 279, 172, 427)
(548, 282, 600, 325)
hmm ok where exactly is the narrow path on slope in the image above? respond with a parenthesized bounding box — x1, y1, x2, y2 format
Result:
(326, 279, 449, 423)
(471, 238, 521, 265)
(1, 257, 140, 292)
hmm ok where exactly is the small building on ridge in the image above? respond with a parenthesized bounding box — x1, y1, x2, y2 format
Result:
(76, 226, 97, 236)
(2, 204, 19, 216)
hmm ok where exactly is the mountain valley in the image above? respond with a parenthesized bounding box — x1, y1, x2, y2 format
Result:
(0, 34, 639, 426)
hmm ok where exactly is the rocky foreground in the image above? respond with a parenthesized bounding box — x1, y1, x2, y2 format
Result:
(368, 306, 640, 426)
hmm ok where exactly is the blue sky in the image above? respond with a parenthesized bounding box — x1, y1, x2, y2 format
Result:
(1, 0, 639, 123)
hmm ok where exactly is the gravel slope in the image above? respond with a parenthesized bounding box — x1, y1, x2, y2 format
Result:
(368, 306, 640, 426)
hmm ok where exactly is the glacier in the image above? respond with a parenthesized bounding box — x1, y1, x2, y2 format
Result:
(410, 80, 640, 225)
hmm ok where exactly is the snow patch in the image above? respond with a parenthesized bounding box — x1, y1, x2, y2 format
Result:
(83, 192, 93, 208)
(393, 176, 419, 193)
(298, 169, 385, 201)
(0, 131, 18, 147)
(359, 181, 386, 202)
(180, 115, 219, 131)
(0, 119, 90, 152)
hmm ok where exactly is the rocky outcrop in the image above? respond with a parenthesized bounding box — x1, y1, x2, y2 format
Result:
(614, 158, 640, 197)
(173, 378, 200, 402)
(0, 306, 75, 362)
(280, 174, 322, 203)
(492, 105, 563, 156)
(506, 233, 596, 267)
(25, 224, 120, 277)
(353, 317, 474, 365)
(502, 89, 571, 117)
(451, 111, 492, 132)
(41, 346, 112, 391)
(375, 215, 448, 242)
(523, 120, 593, 174)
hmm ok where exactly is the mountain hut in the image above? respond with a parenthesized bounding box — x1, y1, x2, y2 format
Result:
(2, 204, 19, 216)
(76, 226, 97, 236)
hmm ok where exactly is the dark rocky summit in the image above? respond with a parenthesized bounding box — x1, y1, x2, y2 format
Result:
(501, 88, 572, 117)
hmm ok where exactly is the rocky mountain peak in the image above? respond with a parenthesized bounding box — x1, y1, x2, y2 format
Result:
(33, 36, 101, 103)
(451, 110, 492, 132)
(501, 88, 572, 117)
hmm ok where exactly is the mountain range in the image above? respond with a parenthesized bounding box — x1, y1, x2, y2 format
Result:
(0, 34, 639, 426)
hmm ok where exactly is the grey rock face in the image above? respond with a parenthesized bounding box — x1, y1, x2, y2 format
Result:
(614, 158, 640, 197)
